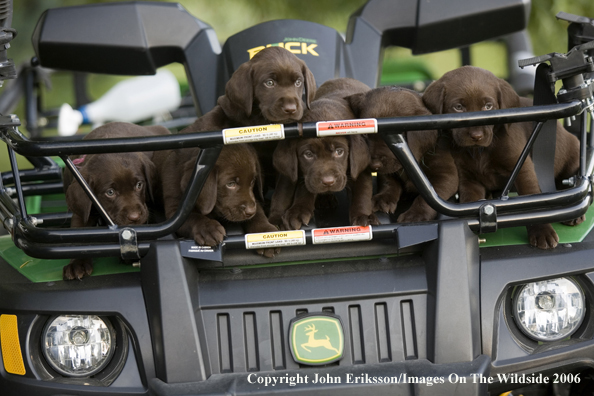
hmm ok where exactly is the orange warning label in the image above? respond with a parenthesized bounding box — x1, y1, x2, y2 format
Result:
(312, 225, 373, 244)
(316, 118, 377, 137)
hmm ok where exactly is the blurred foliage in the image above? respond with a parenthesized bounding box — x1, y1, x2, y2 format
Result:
(530, 0, 594, 56)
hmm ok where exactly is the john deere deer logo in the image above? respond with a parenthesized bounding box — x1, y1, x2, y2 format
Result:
(289, 314, 344, 365)
(301, 324, 340, 353)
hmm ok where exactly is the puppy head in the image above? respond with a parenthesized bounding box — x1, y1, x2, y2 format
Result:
(183, 145, 263, 223)
(346, 87, 438, 173)
(65, 153, 153, 225)
(274, 136, 369, 194)
(423, 66, 520, 148)
(222, 47, 316, 123)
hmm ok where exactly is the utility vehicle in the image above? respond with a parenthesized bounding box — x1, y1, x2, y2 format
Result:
(1, 1, 594, 395)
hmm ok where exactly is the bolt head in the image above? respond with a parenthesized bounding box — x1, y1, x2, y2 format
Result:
(483, 205, 495, 215)
(122, 230, 132, 240)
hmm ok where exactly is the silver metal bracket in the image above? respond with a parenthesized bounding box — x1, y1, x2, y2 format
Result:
(119, 227, 140, 261)
(479, 203, 497, 234)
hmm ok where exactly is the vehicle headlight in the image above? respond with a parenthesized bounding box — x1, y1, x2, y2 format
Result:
(42, 315, 115, 377)
(514, 277, 585, 342)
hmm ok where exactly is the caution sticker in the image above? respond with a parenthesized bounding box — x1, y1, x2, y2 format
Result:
(245, 230, 306, 249)
(316, 119, 377, 137)
(223, 124, 285, 144)
(312, 225, 373, 245)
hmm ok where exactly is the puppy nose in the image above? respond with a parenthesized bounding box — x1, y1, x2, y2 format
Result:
(322, 175, 336, 186)
(282, 102, 297, 115)
(470, 130, 484, 141)
(371, 159, 383, 171)
(243, 204, 257, 216)
(127, 211, 141, 222)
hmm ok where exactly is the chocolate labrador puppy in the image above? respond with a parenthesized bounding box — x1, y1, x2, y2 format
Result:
(347, 86, 458, 222)
(63, 122, 171, 280)
(181, 46, 317, 193)
(182, 46, 316, 132)
(422, 66, 581, 249)
(270, 78, 376, 230)
(157, 144, 279, 257)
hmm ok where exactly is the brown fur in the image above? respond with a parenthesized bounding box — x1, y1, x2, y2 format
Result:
(182, 47, 316, 132)
(347, 86, 458, 222)
(158, 144, 279, 257)
(62, 122, 170, 280)
(270, 78, 376, 229)
(422, 66, 582, 249)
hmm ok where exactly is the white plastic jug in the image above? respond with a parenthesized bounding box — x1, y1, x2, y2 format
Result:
(58, 69, 182, 136)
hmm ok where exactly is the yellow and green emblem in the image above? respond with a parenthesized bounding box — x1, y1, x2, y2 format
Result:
(289, 314, 344, 365)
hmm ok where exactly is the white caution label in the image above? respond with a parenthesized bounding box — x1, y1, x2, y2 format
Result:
(312, 225, 373, 245)
(223, 124, 284, 144)
(245, 230, 306, 249)
(316, 118, 377, 137)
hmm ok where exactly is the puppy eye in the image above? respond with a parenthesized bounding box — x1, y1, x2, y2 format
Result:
(264, 79, 275, 88)
(106, 189, 115, 197)
(335, 148, 345, 157)
(303, 150, 314, 159)
(135, 181, 143, 190)
(453, 104, 464, 112)
(295, 79, 302, 87)
(484, 103, 494, 110)
(226, 181, 237, 188)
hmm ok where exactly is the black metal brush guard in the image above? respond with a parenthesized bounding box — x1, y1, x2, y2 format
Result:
(0, 97, 592, 262)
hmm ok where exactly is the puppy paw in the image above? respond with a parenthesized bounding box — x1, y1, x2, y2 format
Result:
(192, 218, 226, 246)
(562, 215, 586, 227)
(63, 258, 93, 280)
(351, 213, 380, 227)
(527, 224, 559, 250)
(252, 223, 281, 258)
(257, 247, 281, 258)
(282, 206, 313, 230)
(397, 206, 437, 223)
(372, 193, 398, 214)
(268, 214, 284, 228)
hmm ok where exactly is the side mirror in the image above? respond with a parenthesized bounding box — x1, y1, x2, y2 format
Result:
(346, 0, 531, 86)
(31, 2, 221, 115)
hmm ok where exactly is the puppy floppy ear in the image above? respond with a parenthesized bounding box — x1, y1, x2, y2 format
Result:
(139, 153, 157, 203)
(422, 80, 445, 114)
(302, 62, 316, 110)
(348, 135, 371, 180)
(273, 140, 299, 183)
(406, 128, 439, 162)
(181, 158, 218, 215)
(255, 155, 265, 202)
(497, 78, 520, 109)
(344, 93, 366, 117)
(65, 177, 93, 225)
(224, 62, 254, 118)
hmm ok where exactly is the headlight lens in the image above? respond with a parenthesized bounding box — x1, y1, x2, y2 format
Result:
(42, 315, 115, 377)
(514, 278, 585, 342)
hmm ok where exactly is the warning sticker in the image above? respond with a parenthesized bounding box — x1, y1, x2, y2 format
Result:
(223, 124, 284, 144)
(245, 230, 306, 249)
(312, 225, 373, 245)
(316, 119, 377, 137)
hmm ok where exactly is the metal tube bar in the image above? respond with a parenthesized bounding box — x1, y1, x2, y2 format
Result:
(7, 145, 28, 220)
(0, 103, 582, 157)
(2, 167, 62, 184)
(14, 197, 590, 260)
(62, 156, 115, 227)
(501, 121, 545, 198)
(383, 133, 590, 217)
(18, 146, 223, 243)
(580, 111, 588, 176)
